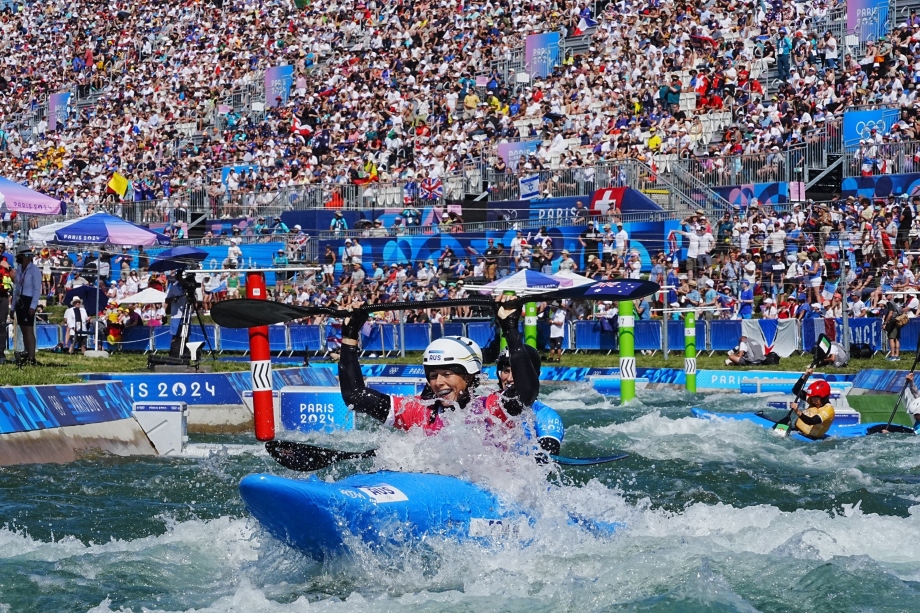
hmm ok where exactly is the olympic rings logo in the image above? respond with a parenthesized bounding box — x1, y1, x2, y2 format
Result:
(855, 120, 887, 139)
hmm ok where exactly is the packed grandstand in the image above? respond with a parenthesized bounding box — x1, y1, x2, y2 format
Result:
(2, 0, 920, 333)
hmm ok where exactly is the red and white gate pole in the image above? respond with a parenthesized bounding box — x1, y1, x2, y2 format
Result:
(247, 271, 274, 441)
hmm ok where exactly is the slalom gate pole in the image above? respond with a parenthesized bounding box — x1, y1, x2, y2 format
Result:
(685, 311, 697, 393)
(525, 301, 538, 348)
(247, 271, 275, 441)
(618, 300, 635, 402)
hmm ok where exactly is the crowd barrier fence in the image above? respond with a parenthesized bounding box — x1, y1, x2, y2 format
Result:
(20, 317, 896, 357)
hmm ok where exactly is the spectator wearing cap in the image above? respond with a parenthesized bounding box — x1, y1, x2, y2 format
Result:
(761, 297, 778, 319)
(675, 216, 703, 280)
(64, 296, 90, 355)
(739, 279, 755, 319)
(614, 222, 629, 257)
(369, 220, 387, 238)
(346, 237, 363, 269)
(881, 298, 903, 361)
(330, 212, 349, 236)
(13, 247, 42, 364)
(273, 249, 290, 295)
(701, 279, 719, 321)
(579, 221, 602, 270)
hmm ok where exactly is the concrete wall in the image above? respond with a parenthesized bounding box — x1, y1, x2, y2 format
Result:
(0, 418, 156, 466)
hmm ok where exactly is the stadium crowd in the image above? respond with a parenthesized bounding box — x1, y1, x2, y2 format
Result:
(3, 0, 920, 357)
(5, 0, 919, 216)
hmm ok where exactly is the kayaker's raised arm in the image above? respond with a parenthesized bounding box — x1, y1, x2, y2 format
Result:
(494, 296, 539, 414)
(339, 306, 390, 422)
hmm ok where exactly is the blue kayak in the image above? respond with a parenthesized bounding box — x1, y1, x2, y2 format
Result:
(241, 470, 623, 559)
(691, 408, 917, 441)
(240, 471, 529, 559)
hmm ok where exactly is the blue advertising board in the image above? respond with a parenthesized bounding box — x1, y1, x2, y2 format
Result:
(86, 367, 338, 405)
(87, 373, 242, 405)
(280, 387, 355, 433)
(842, 109, 900, 147)
(0, 382, 134, 435)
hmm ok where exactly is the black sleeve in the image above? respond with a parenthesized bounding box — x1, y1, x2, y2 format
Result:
(791, 374, 809, 401)
(338, 344, 391, 422)
(538, 436, 561, 455)
(499, 331, 540, 416)
(797, 412, 823, 426)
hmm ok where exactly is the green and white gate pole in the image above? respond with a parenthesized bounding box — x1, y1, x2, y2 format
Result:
(618, 300, 635, 402)
(525, 301, 538, 349)
(685, 310, 697, 393)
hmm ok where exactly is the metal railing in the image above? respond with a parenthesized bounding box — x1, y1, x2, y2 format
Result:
(486, 164, 628, 201)
(842, 139, 920, 177)
(317, 209, 674, 241)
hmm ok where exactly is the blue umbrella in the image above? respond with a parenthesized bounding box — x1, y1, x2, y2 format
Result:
(481, 269, 563, 293)
(149, 246, 208, 272)
(29, 212, 170, 246)
(63, 285, 104, 315)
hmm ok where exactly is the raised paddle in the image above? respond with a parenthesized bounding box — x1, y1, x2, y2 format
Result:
(878, 329, 920, 434)
(265, 440, 628, 471)
(773, 333, 832, 435)
(210, 279, 661, 328)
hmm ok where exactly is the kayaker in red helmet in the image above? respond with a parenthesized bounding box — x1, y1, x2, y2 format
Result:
(776, 367, 836, 439)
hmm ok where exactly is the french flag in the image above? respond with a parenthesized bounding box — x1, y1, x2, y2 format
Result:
(573, 16, 597, 36)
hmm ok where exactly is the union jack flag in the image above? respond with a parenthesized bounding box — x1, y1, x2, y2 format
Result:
(419, 177, 443, 200)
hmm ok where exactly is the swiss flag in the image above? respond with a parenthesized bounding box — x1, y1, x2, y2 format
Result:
(590, 187, 625, 216)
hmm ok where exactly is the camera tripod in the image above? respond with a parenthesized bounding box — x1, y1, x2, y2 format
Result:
(171, 280, 215, 361)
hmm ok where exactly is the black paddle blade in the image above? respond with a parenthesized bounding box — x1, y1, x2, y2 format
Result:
(865, 424, 918, 436)
(265, 440, 377, 472)
(550, 453, 628, 466)
(814, 334, 832, 363)
(561, 279, 660, 302)
(212, 300, 328, 328)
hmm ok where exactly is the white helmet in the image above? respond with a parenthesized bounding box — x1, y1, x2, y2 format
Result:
(423, 336, 483, 375)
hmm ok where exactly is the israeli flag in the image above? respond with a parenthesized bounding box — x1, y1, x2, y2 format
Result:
(519, 174, 541, 200)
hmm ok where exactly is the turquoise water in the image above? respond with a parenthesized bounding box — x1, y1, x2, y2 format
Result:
(2, 386, 920, 612)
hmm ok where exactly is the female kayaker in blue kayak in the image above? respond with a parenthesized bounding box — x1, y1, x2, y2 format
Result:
(338, 295, 539, 435)
(776, 368, 836, 439)
(496, 346, 564, 455)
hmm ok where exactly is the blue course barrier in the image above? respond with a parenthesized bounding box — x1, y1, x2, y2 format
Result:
(119, 326, 151, 352)
(289, 325, 323, 353)
(152, 327, 173, 352)
(665, 320, 707, 352)
(710, 320, 743, 352)
(536, 321, 572, 350)
(189, 324, 218, 352)
(573, 319, 618, 351)
(900, 320, 920, 354)
(402, 323, 431, 350)
(574, 320, 601, 351)
(431, 322, 465, 340)
(36, 324, 61, 349)
(268, 326, 289, 354)
(465, 322, 494, 351)
(634, 320, 661, 352)
(219, 327, 251, 352)
(801, 317, 885, 352)
(363, 323, 397, 353)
